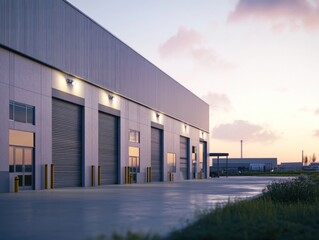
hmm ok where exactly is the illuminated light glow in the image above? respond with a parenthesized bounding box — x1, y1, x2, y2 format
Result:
(151, 111, 163, 124)
(200, 131, 205, 139)
(98, 90, 120, 110)
(66, 78, 76, 86)
(182, 124, 189, 135)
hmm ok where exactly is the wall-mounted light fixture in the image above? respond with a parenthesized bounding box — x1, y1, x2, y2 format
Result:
(184, 124, 187, 130)
(156, 113, 160, 118)
(108, 94, 114, 100)
(66, 78, 76, 86)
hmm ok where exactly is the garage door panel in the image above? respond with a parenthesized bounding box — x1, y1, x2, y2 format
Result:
(52, 98, 83, 188)
(180, 136, 189, 180)
(99, 112, 119, 185)
(151, 127, 163, 182)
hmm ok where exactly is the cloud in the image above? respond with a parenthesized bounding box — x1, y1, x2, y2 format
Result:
(315, 108, 319, 115)
(212, 120, 279, 143)
(228, 0, 319, 31)
(191, 47, 234, 69)
(314, 130, 319, 137)
(159, 27, 233, 69)
(158, 27, 202, 58)
(298, 106, 308, 112)
(202, 92, 232, 112)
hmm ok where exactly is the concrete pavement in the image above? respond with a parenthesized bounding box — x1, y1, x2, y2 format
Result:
(0, 176, 288, 239)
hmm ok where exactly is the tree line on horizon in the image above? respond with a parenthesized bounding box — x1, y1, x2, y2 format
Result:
(303, 153, 317, 165)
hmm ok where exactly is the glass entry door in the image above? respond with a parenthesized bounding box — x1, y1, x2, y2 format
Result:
(9, 146, 33, 190)
(129, 156, 139, 183)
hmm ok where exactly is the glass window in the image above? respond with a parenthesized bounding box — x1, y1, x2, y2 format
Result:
(15, 148, 23, 172)
(199, 143, 204, 172)
(9, 130, 34, 147)
(129, 130, 140, 143)
(167, 153, 176, 172)
(15, 103, 26, 123)
(9, 101, 14, 120)
(27, 106, 35, 125)
(9, 101, 35, 125)
(9, 147, 14, 172)
(192, 146, 197, 163)
(129, 147, 140, 172)
(24, 175, 32, 186)
(199, 144, 203, 163)
(9, 147, 33, 174)
(24, 148, 33, 172)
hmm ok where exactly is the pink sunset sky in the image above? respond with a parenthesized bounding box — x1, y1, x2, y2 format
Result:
(68, 0, 319, 163)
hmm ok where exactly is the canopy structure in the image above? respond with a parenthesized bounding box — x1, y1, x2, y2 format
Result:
(209, 153, 229, 177)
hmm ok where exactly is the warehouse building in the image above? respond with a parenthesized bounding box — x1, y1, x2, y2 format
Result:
(210, 158, 277, 175)
(0, 0, 209, 192)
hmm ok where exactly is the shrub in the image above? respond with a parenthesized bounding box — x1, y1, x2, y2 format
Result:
(262, 175, 319, 203)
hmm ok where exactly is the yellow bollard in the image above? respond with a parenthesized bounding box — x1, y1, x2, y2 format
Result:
(124, 167, 128, 184)
(146, 167, 152, 183)
(44, 164, 48, 189)
(146, 167, 149, 182)
(125, 166, 131, 184)
(129, 172, 132, 184)
(98, 166, 101, 186)
(91, 165, 95, 187)
(14, 176, 19, 192)
(51, 164, 54, 189)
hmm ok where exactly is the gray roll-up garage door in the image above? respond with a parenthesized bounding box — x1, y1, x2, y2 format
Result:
(200, 141, 207, 178)
(99, 112, 119, 185)
(180, 136, 189, 180)
(52, 98, 83, 188)
(151, 127, 163, 182)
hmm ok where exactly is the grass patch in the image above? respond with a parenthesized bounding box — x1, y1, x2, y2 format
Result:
(109, 175, 319, 240)
(167, 199, 319, 240)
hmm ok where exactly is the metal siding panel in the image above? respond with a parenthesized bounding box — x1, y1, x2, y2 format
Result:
(98, 112, 118, 185)
(151, 127, 162, 182)
(0, 0, 209, 131)
(52, 98, 83, 188)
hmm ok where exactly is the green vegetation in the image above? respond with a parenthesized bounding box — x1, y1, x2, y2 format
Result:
(167, 175, 319, 240)
(104, 174, 319, 240)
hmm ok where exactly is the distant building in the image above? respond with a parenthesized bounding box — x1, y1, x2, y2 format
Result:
(278, 162, 303, 172)
(303, 163, 319, 171)
(211, 158, 277, 173)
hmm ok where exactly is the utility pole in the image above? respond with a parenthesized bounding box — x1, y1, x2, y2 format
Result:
(241, 140, 243, 159)
(302, 150, 304, 165)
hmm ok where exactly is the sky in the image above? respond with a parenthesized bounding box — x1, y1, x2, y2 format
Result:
(67, 0, 319, 163)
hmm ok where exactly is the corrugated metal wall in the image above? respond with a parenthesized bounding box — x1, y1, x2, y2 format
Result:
(0, 0, 209, 131)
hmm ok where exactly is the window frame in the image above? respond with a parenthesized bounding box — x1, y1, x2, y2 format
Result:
(129, 129, 140, 143)
(9, 101, 35, 125)
(167, 153, 176, 173)
(128, 146, 140, 172)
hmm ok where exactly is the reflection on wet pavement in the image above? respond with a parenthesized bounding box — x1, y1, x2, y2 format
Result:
(0, 176, 288, 239)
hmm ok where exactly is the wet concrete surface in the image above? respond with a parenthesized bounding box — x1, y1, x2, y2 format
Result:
(0, 176, 289, 239)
